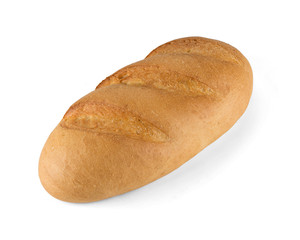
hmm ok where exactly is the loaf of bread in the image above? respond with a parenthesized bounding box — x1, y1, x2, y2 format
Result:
(39, 37, 253, 202)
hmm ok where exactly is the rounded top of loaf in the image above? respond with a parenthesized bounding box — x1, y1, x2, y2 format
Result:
(146, 37, 251, 69)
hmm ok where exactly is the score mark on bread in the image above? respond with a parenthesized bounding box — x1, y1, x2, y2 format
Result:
(61, 102, 169, 143)
(97, 65, 215, 97)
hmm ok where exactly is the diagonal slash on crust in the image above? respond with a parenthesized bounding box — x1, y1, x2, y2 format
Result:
(96, 65, 215, 97)
(61, 102, 169, 143)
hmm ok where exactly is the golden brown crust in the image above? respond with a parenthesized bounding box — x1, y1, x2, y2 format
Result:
(61, 102, 169, 143)
(39, 37, 253, 202)
(146, 36, 245, 65)
(96, 64, 215, 97)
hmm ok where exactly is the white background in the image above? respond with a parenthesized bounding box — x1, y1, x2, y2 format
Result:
(0, 1, 299, 239)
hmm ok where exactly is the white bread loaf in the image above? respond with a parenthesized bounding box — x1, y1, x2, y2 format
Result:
(39, 37, 253, 202)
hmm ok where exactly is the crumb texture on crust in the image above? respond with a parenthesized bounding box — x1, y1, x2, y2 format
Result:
(61, 102, 169, 143)
(146, 37, 244, 65)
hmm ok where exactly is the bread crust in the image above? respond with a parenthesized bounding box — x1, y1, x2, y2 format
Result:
(39, 37, 252, 202)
